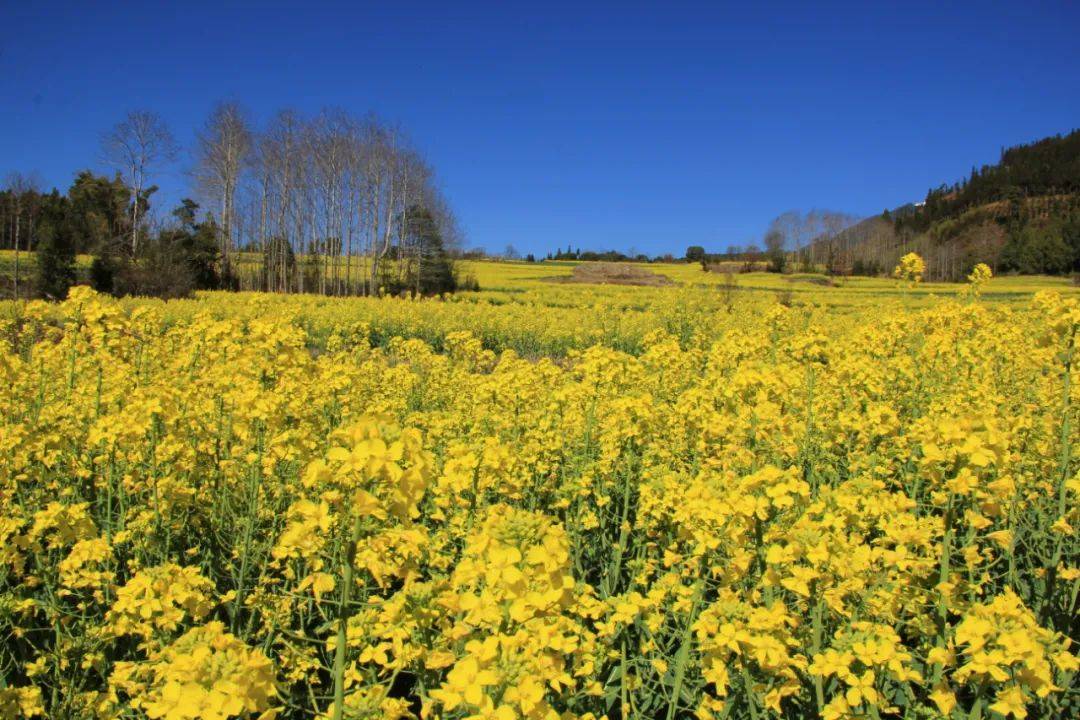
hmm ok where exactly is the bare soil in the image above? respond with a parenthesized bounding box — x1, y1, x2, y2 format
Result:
(546, 262, 675, 287)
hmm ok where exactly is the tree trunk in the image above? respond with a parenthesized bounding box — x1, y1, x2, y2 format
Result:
(12, 202, 19, 299)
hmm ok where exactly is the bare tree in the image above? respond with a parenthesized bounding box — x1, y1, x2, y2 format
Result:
(433, 201, 465, 256)
(742, 244, 762, 272)
(819, 210, 857, 274)
(364, 122, 398, 294)
(4, 172, 41, 299)
(259, 109, 303, 292)
(101, 110, 178, 254)
(228, 107, 463, 296)
(773, 209, 858, 272)
(194, 102, 252, 278)
(308, 109, 355, 294)
(773, 210, 803, 257)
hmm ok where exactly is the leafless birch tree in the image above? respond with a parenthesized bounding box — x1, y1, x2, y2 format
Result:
(194, 102, 252, 279)
(101, 110, 178, 254)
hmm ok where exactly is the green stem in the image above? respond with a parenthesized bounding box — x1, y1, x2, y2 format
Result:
(666, 578, 706, 720)
(967, 680, 988, 720)
(332, 514, 363, 720)
(739, 665, 760, 720)
(1042, 326, 1074, 622)
(606, 457, 635, 597)
(620, 638, 628, 718)
(231, 465, 261, 634)
(933, 494, 955, 684)
(811, 595, 825, 713)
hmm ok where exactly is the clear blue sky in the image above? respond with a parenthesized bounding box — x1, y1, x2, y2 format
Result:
(2, 1, 1078, 256)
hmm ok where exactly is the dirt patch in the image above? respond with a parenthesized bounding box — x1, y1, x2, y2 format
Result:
(784, 275, 840, 287)
(704, 261, 769, 273)
(546, 262, 675, 287)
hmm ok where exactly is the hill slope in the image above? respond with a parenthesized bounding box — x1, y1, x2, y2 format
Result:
(823, 129, 1080, 280)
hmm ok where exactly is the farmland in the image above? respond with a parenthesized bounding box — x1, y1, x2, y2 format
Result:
(0, 261, 1078, 719)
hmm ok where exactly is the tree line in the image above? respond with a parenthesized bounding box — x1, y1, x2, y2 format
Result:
(684, 210, 858, 275)
(897, 129, 1080, 235)
(700, 130, 1080, 282)
(886, 128, 1080, 279)
(1, 104, 468, 300)
(752, 128, 1080, 281)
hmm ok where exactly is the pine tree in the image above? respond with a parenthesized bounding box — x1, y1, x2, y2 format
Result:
(406, 206, 457, 295)
(35, 219, 76, 299)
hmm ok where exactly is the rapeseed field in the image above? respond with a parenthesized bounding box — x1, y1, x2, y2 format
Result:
(0, 262, 1077, 719)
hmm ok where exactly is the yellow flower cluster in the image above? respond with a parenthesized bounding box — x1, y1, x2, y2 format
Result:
(0, 686, 45, 719)
(893, 252, 926, 285)
(111, 621, 277, 720)
(107, 564, 215, 639)
(967, 263, 993, 296)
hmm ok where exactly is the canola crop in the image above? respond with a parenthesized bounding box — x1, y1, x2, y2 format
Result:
(0, 275, 1078, 720)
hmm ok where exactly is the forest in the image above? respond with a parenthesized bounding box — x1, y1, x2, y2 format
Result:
(0, 106, 466, 299)
(898, 129, 1080, 233)
(870, 129, 1080, 279)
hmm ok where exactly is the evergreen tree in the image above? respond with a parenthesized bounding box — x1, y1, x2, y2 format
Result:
(29, 190, 76, 299)
(685, 245, 706, 263)
(67, 171, 132, 254)
(158, 199, 221, 290)
(34, 217, 77, 299)
(406, 206, 457, 295)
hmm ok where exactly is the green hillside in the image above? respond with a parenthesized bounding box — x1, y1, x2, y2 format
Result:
(828, 129, 1080, 280)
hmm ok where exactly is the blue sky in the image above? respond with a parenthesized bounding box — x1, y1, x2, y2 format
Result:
(2, 1, 1078, 256)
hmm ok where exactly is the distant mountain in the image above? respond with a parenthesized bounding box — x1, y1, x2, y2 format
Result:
(815, 130, 1080, 279)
